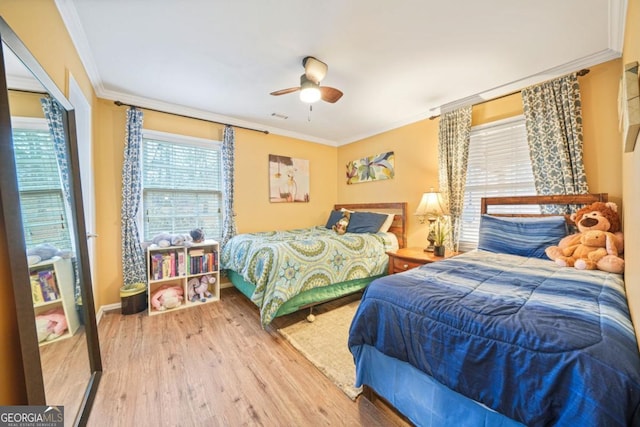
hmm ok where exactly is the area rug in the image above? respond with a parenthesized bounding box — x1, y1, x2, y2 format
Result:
(278, 301, 361, 400)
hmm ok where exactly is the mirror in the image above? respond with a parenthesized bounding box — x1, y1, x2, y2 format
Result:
(0, 17, 101, 426)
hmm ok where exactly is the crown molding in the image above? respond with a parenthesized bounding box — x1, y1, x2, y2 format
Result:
(6, 75, 44, 93)
(337, 110, 434, 146)
(609, 0, 628, 53)
(100, 88, 339, 146)
(54, 0, 105, 94)
(55, 0, 628, 147)
(438, 48, 622, 114)
(436, 1, 626, 115)
(56, 0, 338, 147)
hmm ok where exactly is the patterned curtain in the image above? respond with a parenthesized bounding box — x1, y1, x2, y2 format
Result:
(41, 96, 81, 303)
(41, 97, 71, 205)
(521, 73, 589, 213)
(220, 125, 237, 249)
(438, 106, 472, 250)
(121, 107, 147, 287)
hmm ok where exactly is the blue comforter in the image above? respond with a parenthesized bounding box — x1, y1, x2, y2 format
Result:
(348, 250, 640, 426)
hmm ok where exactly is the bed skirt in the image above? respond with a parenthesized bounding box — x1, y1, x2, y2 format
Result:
(352, 344, 524, 427)
(227, 269, 382, 319)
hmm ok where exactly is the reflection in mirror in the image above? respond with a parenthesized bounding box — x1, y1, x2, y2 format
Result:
(0, 17, 101, 426)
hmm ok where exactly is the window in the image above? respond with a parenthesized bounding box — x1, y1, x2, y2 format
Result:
(12, 118, 73, 251)
(458, 115, 538, 251)
(141, 130, 222, 242)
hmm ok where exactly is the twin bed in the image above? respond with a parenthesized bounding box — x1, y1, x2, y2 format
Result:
(349, 194, 640, 426)
(222, 194, 640, 426)
(221, 202, 407, 326)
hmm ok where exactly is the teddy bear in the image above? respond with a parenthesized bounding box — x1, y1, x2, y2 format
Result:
(35, 308, 68, 342)
(545, 201, 624, 274)
(332, 212, 350, 235)
(188, 275, 215, 302)
(150, 284, 184, 311)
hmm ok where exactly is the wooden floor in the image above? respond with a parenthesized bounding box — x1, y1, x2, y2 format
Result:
(86, 287, 408, 426)
(39, 325, 92, 424)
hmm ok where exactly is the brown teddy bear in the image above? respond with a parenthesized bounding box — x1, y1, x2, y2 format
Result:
(545, 201, 624, 274)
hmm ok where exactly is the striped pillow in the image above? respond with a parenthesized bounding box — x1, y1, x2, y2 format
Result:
(478, 215, 568, 259)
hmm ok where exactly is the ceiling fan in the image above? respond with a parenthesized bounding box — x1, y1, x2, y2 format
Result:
(270, 56, 343, 103)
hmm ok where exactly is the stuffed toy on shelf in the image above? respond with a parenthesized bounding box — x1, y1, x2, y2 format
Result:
(142, 232, 194, 250)
(35, 308, 68, 342)
(150, 285, 184, 311)
(187, 275, 215, 303)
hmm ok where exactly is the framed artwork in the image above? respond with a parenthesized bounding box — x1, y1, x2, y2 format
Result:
(269, 154, 310, 203)
(618, 61, 640, 152)
(346, 151, 395, 184)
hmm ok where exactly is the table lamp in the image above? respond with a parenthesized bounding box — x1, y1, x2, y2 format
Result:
(415, 190, 447, 252)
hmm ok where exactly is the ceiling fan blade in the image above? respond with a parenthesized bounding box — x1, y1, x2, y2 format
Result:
(320, 86, 343, 103)
(303, 56, 328, 84)
(270, 87, 301, 96)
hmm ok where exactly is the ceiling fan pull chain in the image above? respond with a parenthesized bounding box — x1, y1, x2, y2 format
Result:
(308, 104, 312, 122)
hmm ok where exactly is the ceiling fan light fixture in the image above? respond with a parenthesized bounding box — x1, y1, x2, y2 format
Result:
(299, 75, 321, 103)
(300, 87, 321, 103)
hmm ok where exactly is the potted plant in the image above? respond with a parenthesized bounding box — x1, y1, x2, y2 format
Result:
(432, 216, 451, 257)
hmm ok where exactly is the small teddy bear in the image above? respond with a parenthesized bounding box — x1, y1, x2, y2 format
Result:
(332, 212, 350, 235)
(545, 201, 624, 274)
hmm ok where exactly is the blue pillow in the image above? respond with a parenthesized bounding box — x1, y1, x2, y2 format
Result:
(325, 210, 345, 229)
(478, 215, 568, 259)
(346, 211, 388, 234)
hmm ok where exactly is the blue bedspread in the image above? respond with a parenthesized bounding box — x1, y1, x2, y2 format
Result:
(348, 250, 640, 426)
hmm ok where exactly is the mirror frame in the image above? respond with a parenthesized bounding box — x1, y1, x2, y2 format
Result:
(0, 17, 102, 426)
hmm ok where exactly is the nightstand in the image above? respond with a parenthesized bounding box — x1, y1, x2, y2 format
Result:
(387, 247, 459, 274)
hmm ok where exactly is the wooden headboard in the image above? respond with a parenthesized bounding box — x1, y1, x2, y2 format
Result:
(333, 202, 407, 248)
(481, 193, 608, 225)
(480, 193, 640, 347)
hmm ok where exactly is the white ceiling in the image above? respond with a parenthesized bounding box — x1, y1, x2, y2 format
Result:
(55, 0, 626, 146)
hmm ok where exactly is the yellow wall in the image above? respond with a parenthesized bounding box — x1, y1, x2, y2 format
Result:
(8, 91, 46, 118)
(338, 60, 623, 248)
(337, 119, 440, 247)
(94, 100, 337, 307)
(0, 0, 95, 404)
(581, 59, 625, 207)
(622, 0, 640, 343)
(0, 0, 636, 403)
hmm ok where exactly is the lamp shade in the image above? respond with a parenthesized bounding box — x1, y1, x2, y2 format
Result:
(414, 191, 447, 219)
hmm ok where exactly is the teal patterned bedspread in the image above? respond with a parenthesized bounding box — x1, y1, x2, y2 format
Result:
(221, 226, 396, 325)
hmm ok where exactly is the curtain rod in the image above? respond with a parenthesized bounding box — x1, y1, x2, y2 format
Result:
(113, 100, 269, 134)
(8, 88, 48, 95)
(428, 68, 590, 120)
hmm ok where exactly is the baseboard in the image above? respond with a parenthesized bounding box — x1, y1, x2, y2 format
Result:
(96, 302, 121, 324)
(96, 280, 232, 323)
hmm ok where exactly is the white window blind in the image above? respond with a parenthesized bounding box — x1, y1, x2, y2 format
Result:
(458, 115, 538, 251)
(12, 126, 73, 251)
(142, 132, 222, 241)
